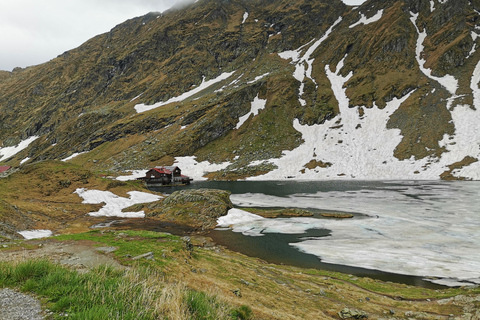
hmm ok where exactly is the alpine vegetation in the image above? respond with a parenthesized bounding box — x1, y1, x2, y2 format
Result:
(0, 0, 479, 180)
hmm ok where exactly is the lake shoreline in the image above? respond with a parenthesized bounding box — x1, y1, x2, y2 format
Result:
(150, 180, 480, 289)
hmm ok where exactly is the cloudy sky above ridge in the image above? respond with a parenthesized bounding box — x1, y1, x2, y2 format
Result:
(0, 0, 365, 71)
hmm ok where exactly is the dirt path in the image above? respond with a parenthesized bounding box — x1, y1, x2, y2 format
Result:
(0, 240, 125, 319)
(0, 239, 123, 271)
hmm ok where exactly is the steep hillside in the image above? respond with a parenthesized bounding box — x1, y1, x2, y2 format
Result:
(0, 0, 479, 180)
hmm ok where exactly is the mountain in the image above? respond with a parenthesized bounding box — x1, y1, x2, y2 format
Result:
(0, 0, 479, 180)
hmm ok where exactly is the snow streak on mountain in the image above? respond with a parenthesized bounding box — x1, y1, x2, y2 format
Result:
(0, 0, 479, 180)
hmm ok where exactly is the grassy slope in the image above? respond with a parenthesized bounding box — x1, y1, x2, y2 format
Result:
(1, 230, 477, 319)
(0, 162, 478, 318)
(0, 161, 156, 236)
(0, 0, 478, 180)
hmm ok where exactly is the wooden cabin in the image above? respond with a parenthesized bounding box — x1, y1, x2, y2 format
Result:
(138, 166, 192, 186)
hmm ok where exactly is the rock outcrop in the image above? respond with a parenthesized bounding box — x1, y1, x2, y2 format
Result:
(0, 0, 479, 180)
(146, 189, 233, 229)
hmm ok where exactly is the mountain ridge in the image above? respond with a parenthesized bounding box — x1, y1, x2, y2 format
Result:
(1, 0, 479, 180)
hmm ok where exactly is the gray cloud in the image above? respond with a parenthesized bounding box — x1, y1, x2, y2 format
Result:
(0, 0, 365, 71)
(0, 0, 188, 71)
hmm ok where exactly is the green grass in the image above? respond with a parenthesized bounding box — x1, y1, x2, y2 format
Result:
(2, 229, 475, 319)
(0, 258, 251, 320)
(0, 260, 158, 319)
(303, 268, 480, 300)
(55, 230, 184, 269)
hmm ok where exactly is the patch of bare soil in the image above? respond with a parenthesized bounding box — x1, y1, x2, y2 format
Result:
(0, 239, 124, 271)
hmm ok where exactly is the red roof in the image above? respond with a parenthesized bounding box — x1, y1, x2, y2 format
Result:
(0, 166, 11, 173)
(153, 167, 172, 174)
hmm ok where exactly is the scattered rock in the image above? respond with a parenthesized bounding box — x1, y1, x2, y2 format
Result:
(0, 288, 43, 320)
(240, 279, 253, 286)
(183, 236, 193, 252)
(338, 307, 368, 319)
(96, 246, 117, 253)
(233, 289, 242, 297)
(132, 252, 154, 260)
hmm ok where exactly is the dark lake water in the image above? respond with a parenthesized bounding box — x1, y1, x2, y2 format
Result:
(148, 180, 480, 288)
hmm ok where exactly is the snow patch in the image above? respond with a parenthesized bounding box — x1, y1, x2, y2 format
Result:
(215, 73, 244, 92)
(18, 230, 53, 240)
(130, 93, 144, 102)
(20, 157, 30, 165)
(116, 170, 148, 181)
(410, 12, 458, 95)
(248, 55, 439, 180)
(247, 73, 269, 84)
(173, 156, 231, 181)
(245, 34, 480, 181)
(74, 188, 162, 218)
(431, 54, 480, 180)
(278, 17, 342, 106)
(0, 136, 39, 161)
(61, 152, 88, 162)
(469, 32, 479, 58)
(236, 94, 267, 129)
(134, 71, 236, 113)
(242, 12, 249, 24)
(349, 9, 384, 28)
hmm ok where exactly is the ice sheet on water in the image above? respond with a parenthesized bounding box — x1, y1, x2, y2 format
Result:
(220, 181, 480, 286)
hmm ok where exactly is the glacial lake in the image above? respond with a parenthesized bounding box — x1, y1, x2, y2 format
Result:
(151, 180, 480, 288)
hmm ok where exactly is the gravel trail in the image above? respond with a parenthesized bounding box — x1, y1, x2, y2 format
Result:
(0, 288, 44, 320)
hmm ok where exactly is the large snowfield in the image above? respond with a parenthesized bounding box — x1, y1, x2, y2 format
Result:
(173, 12, 480, 181)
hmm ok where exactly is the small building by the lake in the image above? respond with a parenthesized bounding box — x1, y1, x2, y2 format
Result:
(137, 166, 193, 186)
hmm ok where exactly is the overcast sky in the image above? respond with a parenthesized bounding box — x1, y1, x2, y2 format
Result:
(0, 0, 366, 72)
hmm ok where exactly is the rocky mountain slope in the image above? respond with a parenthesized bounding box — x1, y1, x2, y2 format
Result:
(0, 0, 479, 180)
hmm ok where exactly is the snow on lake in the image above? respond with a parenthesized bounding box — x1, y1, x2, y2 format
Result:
(214, 180, 480, 287)
(74, 188, 162, 218)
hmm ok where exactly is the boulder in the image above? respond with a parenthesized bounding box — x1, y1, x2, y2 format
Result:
(338, 307, 368, 319)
